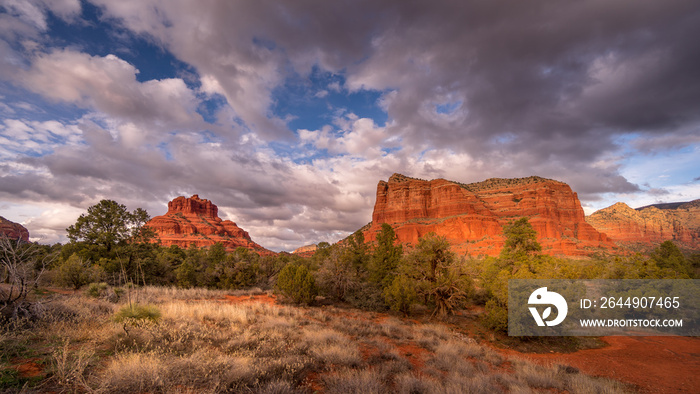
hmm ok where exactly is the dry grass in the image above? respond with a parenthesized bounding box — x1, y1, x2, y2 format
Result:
(0, 285, 632, 393)
(507, 358, 631, 394)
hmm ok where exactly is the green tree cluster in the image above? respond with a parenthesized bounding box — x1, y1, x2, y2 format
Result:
(275, 263, 317, 304)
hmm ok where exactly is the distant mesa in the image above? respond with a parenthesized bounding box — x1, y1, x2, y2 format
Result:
(0, 216, 29, 242)
(292, 244, 317, 257)
(362, 173, 614, 257)
(586, 200, 700, 249)
(146, 195, 273, 255)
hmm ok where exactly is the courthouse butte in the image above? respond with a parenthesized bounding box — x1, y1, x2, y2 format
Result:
(146, 195, 272, 255)
(362, 173, 614, 257)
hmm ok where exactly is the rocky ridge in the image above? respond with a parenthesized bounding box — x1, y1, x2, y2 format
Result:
(0, 216, 29, 242)
(146, 195, 272, 254)
(363, 173, 613, 256)
(586, 200, 699, 249)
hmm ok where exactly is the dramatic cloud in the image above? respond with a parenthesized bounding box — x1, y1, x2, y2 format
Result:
(0, 0, 698, 250)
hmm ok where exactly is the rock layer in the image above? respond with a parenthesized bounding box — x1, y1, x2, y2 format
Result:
(0, 216, 29, 242)
(364, 174, 612, 256)
(586, 200, 699, 249)
(146, 195, 272, 254)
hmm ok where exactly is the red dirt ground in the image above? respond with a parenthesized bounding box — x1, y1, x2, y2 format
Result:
(394, 342, 430, 370)
(11, 358, 43, 378)
(503, 336, 700, 393)
(221, 293, 277, 305)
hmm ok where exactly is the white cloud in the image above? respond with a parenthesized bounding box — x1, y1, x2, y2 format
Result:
(19, 50, 202, 134)
(0, 0, 80, 37)
(0, 118, 82, 159)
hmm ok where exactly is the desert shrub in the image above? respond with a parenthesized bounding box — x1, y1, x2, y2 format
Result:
(484, 298, 509, 332)
(316, 246, 360, 302)
(86, 282, 108, 298)
(397, 233, 474, 318)
(344, 281, 388, 311)
(275, 264, 317, 304)
(55, 253, 101, 290)
(383, 274, 417, 315)
(113, 303, 161, 334)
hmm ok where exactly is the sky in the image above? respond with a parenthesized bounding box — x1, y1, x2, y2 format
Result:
(0, 0, 699, 252)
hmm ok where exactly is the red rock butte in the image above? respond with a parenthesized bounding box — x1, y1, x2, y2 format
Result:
(586, 200, 700, 250)
(363, 173, 614, 257)
(0, 216, 29, 242)
(146, 195, 273, 255)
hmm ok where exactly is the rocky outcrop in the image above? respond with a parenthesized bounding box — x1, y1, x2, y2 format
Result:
(292, 244, 317, 257)
(586, 200, 699, 249)
(363, 174, 613, 256)
(0, 216, 29, 242)
(146, 195, 272, 255)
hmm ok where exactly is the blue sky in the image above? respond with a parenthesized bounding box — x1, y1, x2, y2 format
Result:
(0, 0, 698, 251)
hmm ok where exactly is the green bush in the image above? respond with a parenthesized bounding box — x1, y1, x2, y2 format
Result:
(484, 299, 508, 332)
(383, 275, 416, 315)
(55, 253, 101, 290)
(275, 264, 318, 304)
(113, 303, 161, 325)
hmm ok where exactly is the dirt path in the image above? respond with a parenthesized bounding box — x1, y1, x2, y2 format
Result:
(503, 336, 700, 393)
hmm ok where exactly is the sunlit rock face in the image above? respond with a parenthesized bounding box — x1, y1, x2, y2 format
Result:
(292, 244, 317, 257)
(586, 200, 700, 249)
(364, 174, 613, 257)
(146, 195, 273, 255)
(0, 216, 29, 242)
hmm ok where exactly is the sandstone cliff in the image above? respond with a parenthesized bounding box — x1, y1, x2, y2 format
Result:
(292, 244, 317, 257)
(363, 174, 613, 256)
(146, 195, 272, 254)
(586, 200, 699, 249)
(0, 216, 29, 242)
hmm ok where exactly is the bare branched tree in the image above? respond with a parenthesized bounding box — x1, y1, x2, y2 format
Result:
(0, 236, 56, 321)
